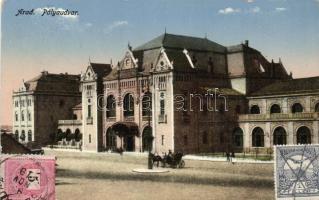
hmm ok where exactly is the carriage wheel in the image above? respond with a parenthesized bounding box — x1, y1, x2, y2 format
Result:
(179, 160, 185, 168)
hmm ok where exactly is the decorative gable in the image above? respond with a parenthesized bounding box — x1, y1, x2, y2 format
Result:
(81, 65, 96, 81)
(154, 48, 173, 71)
(121, 50, 138, 70)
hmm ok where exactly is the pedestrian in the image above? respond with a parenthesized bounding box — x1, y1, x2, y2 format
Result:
(231, 151, 235, 164)
(226, 152, 230, 162)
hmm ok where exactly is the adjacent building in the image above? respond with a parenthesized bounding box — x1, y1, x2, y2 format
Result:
(12, 71, 81, 145)
(238, 77, 319, 152)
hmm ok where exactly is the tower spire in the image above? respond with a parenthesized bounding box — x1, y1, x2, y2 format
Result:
(128, 41, 132, 51)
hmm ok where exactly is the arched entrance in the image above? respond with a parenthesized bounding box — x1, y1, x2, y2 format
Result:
(106, 128, 117, 150)
(124, 136, 135, 152)
(232, 127, 243, 148)
(297, 126, 311, 144)
(111, 122, 138, 152)
(273, 127, 286, 145)
(142, 126, 153, 152)
(252, 127, 264, 147)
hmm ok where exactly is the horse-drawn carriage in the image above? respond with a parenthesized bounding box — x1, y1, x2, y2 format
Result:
(151, 152, 185, 168)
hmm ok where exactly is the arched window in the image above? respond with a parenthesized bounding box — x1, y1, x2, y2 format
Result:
(250, 105, 260, 114)
(142, 126, 153, 152)
(21, 111, 25, 121)
(292, 103, 303, 113)
(20, 130, 26, 142)
(315, 103, 319, 112)
(106, 128, 116, 149)
(233, 128, 243, 147)
(270, 104, 281, 114)
(14, 130, 19, 140)
(123, 93, 134, 117)
(297, 126, 311, 144)
(27, 130, 32, 142)
(273, 127, 286, 145)
(106, 95, 116, 118)
(142, 93, 152, 116)
(252, 127, 264, 147)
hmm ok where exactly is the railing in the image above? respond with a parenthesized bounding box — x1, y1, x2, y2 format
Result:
(106, 117, 116, 122)
(124, 116, 135, 122)
(238, 112, 319, 121)
(142, 116, 152, 121)
(58, 120, 82, 125)
(158, 114, 167, 123)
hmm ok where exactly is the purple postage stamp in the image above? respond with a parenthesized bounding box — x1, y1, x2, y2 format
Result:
(0, 155, 55, 200)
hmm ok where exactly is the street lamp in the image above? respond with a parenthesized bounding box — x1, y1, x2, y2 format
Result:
(138, 70, 153, 169)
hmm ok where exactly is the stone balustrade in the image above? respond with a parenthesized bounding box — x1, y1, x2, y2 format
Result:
(238, 112, 319, 122)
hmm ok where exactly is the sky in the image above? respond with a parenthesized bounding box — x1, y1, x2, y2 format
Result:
(1, 0, 319, 125)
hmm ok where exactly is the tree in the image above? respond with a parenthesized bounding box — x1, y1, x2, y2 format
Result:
(75, 133, 82, 142)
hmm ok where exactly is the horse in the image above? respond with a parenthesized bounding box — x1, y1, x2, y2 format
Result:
(150, 153, 163, 167)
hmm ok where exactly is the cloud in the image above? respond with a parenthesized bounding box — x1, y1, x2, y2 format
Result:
(244, 0, 255, 3)
(104, 20, 128, 33)
(250, 6, 261, 13)
(275, 7, 287, 12)
(108, 20, 128, 29)
(34, 7, 79, 21)
(85, 22, 92, 27)
(218, 7, 241, 15)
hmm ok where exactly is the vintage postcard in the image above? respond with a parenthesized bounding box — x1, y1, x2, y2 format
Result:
(0, 0, 318, 199)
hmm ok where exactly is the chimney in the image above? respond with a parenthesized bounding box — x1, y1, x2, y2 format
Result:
(244, 40, 249, 46)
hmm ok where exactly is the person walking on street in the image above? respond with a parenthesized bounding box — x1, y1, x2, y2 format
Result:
(231, 151, 235, 164)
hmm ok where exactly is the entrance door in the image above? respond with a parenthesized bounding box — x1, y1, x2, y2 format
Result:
(124, 135, 134, 151)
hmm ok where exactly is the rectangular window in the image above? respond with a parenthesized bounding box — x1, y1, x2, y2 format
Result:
(161, 135, 164, 145)
(27, 99, 31, 106)
(88, 105, 92, 118)
(89, 134, 91, 143)
(21, 113, 24, 121)
(160, 100, 165, 115)
(28, 112, 31, 121)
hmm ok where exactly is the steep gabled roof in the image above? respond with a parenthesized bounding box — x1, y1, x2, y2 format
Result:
(165, 49, 192, 71)
(251, 76, 319, 96)
(134, 33, 226, 52)
(90, 63, 112, 78)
